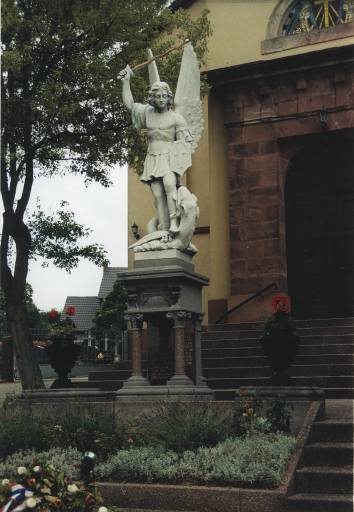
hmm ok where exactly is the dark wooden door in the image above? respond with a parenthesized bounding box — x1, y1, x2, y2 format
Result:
(286, 139, 354, 319)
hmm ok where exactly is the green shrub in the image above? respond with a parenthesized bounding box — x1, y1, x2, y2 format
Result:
(202, 435, 296, 486)
(266, 399, 292, 433)
(95, 446, 178, 483)
(0, 434, 297, 488)
(0, 414, 123, 460)
(126, 401, 233, 453)
(94, 434, 297, 487)
(0, 417, 50, 457)
(0, 447, 82, 480)
(44, 414, 124, 460)
(234, 397, 293, 436)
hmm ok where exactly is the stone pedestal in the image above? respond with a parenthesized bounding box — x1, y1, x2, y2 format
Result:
(116, 249, 213, 400)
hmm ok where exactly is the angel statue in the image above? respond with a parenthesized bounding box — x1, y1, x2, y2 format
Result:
(120, 42, 203, 254)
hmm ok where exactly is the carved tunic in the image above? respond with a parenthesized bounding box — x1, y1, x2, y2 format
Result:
(131, 103, 192, 182)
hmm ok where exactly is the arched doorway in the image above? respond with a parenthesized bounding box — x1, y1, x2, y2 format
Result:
(285, 137, 354, 319)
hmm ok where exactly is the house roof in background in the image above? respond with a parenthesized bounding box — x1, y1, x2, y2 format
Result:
(170, 0, 195, 11)
(98, 267, 125, 299)
(63, 296, 101, 331)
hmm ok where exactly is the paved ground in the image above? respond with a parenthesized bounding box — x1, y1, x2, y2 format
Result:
(0, 378, 87, 406)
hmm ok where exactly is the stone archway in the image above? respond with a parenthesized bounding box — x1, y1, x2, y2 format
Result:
(285, 137, 354, 319)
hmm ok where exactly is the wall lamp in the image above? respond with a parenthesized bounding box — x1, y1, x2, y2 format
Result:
(319, 110, 328, 130)
(131, 222, 140, 240)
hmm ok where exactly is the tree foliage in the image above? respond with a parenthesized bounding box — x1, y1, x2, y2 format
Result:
(28, 201, 108, 272)
(94, 279, 128, 334)
(1, 0, 211, 388)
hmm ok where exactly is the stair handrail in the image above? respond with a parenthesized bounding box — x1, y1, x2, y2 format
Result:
(214, 282, 277, 324)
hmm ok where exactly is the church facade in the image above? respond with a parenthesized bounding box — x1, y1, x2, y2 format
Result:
(128, 0, 354, 323)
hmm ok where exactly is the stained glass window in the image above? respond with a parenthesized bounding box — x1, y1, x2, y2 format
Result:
(283, 0, 354, 35)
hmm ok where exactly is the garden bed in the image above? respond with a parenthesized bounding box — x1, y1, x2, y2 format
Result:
(0, 400, 321, 511)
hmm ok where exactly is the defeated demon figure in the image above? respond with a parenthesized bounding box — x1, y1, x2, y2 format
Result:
(129, 186, 199, 254)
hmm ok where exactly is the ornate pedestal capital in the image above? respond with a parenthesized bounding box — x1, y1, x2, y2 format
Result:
(125, 313, 144, 329)
(166, 310, 192, 328)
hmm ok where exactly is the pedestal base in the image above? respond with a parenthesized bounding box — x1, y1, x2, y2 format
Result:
(116, 384, 214, 402)
(123, 375, 150, 388)
(167, 374, 194, 387)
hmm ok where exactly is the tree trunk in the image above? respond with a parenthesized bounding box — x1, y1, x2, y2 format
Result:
(8, 298, 45, 390)
(1, 212, 45, 390)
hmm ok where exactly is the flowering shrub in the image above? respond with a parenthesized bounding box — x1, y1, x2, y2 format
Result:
(235, 396, 292, 436)
(264, 294, 295, 335)
(47, 307, 76, 338)
(0, 461, 107, 511)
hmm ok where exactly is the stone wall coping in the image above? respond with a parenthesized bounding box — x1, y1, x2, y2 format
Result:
(237, 386, 325, 400)
(262, 22, 354, 55)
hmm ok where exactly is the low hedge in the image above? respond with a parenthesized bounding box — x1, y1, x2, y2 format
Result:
(0, 434, 296, 488)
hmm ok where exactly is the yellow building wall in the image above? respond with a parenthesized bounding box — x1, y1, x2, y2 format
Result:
(127, 0, 354, 320)
(187, 0, 354, 70)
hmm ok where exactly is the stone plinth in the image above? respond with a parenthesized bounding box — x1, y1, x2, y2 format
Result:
(116, 250, 213, 401)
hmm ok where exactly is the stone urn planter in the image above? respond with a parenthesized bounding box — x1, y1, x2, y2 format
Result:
(46, 336, 81, 388)
(260, 295, 300, 386)
(45, 307, 79, 388)
(260, 330, 300, 386)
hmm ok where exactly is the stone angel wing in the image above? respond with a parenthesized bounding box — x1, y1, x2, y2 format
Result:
(174, 42, 203, 154)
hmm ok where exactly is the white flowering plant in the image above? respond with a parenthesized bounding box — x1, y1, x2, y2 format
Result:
(0, 463, 108, 512)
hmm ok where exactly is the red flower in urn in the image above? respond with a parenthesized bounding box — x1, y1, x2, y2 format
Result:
(271, 294, 290, 314)
(47, 308, 59, 319)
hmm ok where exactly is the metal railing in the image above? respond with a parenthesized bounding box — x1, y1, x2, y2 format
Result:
(214, 283, 276, 324)
(29, 328, 129, 364)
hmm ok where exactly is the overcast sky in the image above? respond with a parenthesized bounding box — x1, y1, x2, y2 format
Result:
(25, 165, 128, 311)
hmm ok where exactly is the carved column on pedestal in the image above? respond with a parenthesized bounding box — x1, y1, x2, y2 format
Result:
(193, 313, 209, 387)
(124, 313, 150, 387)
(167, 311, 193, 386)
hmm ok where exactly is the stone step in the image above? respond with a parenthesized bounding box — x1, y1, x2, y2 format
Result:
(304, 442, 354, 466)
(311, 420, 354, 443)
(85, 379, 123, 391)
(323, 388, 354, 399)
(203, 364, 354, 379)
(296, 466, 353, 494)
(206, 317, 354, 331)
(202, 344, 354, 358)
(89, 370, 132, 381)
(202, 330, 263, 340)
(203, 325, 354, 339)
(202, 334, 354, 348)
(287, 493, 353, 512)
(206, 375, 354, 389)
(204, 366, 272, 379)
(202, 353, 353, 367)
